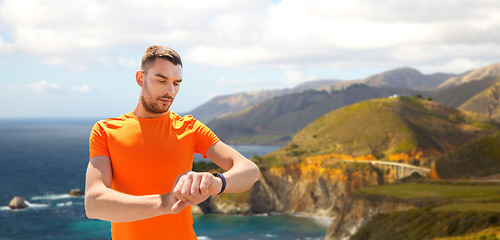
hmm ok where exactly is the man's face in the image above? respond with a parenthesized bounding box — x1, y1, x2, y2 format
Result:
(139, 58, 183, 115)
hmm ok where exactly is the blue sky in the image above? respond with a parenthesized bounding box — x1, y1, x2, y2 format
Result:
(1, 0, 500, 118)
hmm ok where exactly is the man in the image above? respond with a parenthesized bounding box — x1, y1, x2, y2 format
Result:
(85, 45, 261, 239)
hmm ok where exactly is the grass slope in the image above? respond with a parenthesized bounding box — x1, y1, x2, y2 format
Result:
(436, 131, 500, 179)
(267, 96, 499, 164)
(352, 182, 500, 240)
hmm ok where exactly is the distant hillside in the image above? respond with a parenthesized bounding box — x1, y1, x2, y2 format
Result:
(432, 76, 500, 108)
(268, 97, 500, 164)
(438, 63, 500, 88)
(207, 85, 423, 145)
(458, 80, 500, 122)
(436, 131, 500, 179)
(186, 80, 338, 123)
(320, 67, 454, 92)
(361, 67, 452, 89)
(188, 63, 498, 124)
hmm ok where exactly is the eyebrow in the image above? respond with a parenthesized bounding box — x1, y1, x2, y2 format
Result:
(154, 73, 182, 82)
(154, 73, 168, 79)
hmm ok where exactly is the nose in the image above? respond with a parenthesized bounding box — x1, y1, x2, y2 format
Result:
(164, 82, 174, 95)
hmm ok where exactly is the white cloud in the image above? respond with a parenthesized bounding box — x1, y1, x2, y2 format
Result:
(28, 81, 62, 92)
(3, 81, 93, 95)
(71, 85, 90, 94)
(0, 0, 499, 72)
(418, 59, 489, 74)
(215, 77, 259, 86)
(0, 36, 14, 53)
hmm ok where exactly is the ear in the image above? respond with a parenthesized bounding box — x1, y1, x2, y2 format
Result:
(136, 71, 144, 87)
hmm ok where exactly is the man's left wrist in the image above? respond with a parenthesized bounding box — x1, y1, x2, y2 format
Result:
(212, 173, 226, 195)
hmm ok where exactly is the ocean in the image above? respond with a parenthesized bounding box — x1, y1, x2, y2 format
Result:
(0, 118, 328, 240)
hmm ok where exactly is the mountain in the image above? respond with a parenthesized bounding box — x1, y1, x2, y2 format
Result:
(319, 67, 454, 93)
(436, 131, 500, 179)
(186, 80, 339, 123)
(360, 67, 452, 89)
(432, 76, 500, 108)
(438, 63, 500, 88)
(207, 84, 424, 145)
(458, 80, 500, 122)
(187, 66, 456, 123)
(268, 96, 500, 163)
(188, 63, 498, 125)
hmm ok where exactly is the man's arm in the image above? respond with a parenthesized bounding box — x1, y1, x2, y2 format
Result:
(84, 156, 188, 222)
(173, 141, 261, 205)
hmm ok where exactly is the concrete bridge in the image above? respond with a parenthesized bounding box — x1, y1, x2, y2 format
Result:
(340, 159, 431, 179)
(368, 161, 431, 179)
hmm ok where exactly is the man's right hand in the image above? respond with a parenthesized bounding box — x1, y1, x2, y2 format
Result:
(169, 171, 223, 212)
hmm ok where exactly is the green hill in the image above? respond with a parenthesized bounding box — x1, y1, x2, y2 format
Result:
(458, 80, 500, 122)
(267, 96, 500, 164)
(436, 131, 500, 179)
(207, 84, 423, 145)
(433, 76, 500, 108)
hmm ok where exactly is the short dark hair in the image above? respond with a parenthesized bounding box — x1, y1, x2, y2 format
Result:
(141, 45, 183, 73)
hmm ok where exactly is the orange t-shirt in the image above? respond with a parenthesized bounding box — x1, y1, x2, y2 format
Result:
(88, 111, 220, 240)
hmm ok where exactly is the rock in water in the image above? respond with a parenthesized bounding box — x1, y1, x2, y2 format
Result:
(69, 189, 84, 197)
(9, 196, 28, 209)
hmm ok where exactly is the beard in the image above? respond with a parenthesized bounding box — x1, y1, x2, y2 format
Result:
(140, 83, 173, 114)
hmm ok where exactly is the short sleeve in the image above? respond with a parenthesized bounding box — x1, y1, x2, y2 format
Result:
(89, 121, 110, 160)
(193, 120, 220, 158)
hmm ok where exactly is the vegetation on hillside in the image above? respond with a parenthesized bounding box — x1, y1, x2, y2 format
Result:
(350, 210, 500, 240)
(435, 227, 500, 240)
(266, 96, 499, 166)
(436, 131, 500, 179)
(351, 181, 500, 240)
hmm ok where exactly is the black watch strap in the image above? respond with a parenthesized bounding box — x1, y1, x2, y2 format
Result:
(212, 173, 226, 195)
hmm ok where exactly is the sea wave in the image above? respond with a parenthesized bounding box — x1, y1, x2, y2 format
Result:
(56, 201, 73, 207)
(26, 201, 50, 208)
(0, 206, 11, 211)
(292, 214, 333, 227)
(0, 201, 49, 211)
(197, 236, 212, 240)
(31, 194, 73, 201)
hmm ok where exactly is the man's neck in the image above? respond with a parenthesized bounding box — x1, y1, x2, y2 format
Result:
(133, 103, 170, 119)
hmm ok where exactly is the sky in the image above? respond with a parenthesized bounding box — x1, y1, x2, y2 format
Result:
(1, 0, 500, 118)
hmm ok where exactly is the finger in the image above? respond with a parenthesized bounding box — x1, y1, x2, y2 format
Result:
(173, 177, 187, 202)
(171, 200, 188, 214)
(199, 175, 210, 196)
(180, 174, 196, 202)
(190, 174, 203, 197)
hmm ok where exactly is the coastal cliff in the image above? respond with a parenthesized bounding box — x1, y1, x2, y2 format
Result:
(200, 157, 409, 239)
(249, 158, 381, 217)
(324, 195, 415, 240)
